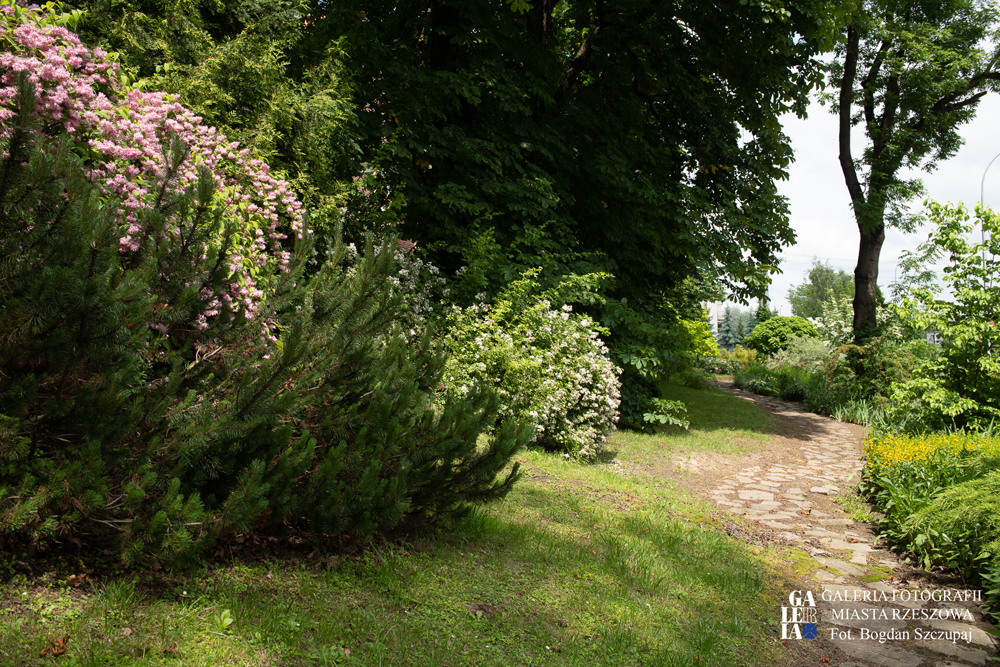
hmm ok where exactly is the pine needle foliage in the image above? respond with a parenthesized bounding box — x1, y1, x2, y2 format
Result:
(0, 81, 528, 565)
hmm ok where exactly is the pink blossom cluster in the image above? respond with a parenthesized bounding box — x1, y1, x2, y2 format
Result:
(0, 3, 309, 326)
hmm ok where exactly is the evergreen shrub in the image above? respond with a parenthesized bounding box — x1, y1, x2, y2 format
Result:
(0, 5, 529, 564)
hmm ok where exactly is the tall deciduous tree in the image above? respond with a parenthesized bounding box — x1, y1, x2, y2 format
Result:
(787, 259, 855, 319)
(828, 0, 1000, 334)
(306, 0, 847, 419)
(315, 0, 846, 299)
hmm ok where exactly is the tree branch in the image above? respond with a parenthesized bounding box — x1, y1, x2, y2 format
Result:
(562, 1, 605, 91)
(861, 37, 892, 131)
(839, 26, 866, 207)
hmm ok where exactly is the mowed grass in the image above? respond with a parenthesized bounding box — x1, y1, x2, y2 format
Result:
(612, 381, 780, 470)
(1, 384, 793, 667)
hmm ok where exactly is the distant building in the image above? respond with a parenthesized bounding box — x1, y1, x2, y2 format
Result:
(704, 301, 725, 335)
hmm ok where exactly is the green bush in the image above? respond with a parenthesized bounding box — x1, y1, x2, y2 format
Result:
(910, 470, 1000, 575)
(862, 432, 1000, 579)
(441, 270, 621, 458)
(825, 336, 913, 402)
(891, 202, 1000, 431)
(741, 316, 818, 357)
(769, 335, 830, 374)
(733, 362, 776, 396)
(0, 110, 529, 565)
(802, 372, 844, 415)
(668, 367, 713, 390)
(733, 363, 811, 402)
(697, 345, 758, 375)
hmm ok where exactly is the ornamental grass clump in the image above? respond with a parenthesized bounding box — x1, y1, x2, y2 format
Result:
(441, 270, 621, 458)
(0, 3, 530, 565)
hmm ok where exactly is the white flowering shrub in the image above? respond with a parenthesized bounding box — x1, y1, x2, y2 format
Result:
(388, 245, 449, 341)
(441, 270, 621, 458)
(810, 294, 902, 348)
(339, 241, 449, 342)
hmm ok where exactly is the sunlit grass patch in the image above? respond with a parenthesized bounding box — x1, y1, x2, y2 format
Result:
(1, 384, 796, 667)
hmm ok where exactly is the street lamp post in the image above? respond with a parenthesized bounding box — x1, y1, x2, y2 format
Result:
(979, 151, 1000, 283)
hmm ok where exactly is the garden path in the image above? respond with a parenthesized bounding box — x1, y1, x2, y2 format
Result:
(707, 382, 997, 667)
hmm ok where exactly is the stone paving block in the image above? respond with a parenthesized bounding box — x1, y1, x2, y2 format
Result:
(806, 529, 842, 538)
(814, 556, 866, 577)
(818, 518, 856, 526)
(921, 640, 988, 665)
(761, 520, 793, 531)
(810, 486, 839, 494)
(778, 531, 805, 543)
(804, 546, 832, 557)
(830, 638, 923, 667)
(737, 490, 773, 501)
(753, 500, 783, 508)
(865, 581, 895, 594)
(849, 545, 872, 565)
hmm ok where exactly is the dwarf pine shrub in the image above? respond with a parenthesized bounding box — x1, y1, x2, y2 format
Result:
(0, 5, 529, 564)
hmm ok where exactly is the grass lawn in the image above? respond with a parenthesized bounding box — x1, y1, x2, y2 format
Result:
(2, 383, 795, 667)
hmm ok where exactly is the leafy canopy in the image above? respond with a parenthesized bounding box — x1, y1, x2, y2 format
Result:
(787, 260, 855, 320)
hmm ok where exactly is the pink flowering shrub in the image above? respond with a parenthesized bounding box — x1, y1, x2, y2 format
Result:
(0, 0, 306, 327)
(0, 4, 530, 565)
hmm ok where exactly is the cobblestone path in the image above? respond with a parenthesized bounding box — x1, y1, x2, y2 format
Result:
(710, 384, 998, 667)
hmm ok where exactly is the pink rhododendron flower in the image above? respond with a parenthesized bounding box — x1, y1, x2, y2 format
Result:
(1, 3, 309, 326)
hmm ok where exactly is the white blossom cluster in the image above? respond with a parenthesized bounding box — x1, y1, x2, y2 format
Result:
(442, 296, 622, 458)
(338, 242, 449, 341)
(385, 247, 449, 341)
(810, 294, 902, 349)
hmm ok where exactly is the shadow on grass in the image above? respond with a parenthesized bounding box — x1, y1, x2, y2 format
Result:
(659, 381, 834, 442)
(209, 485, 788, 667)
(2, 480, 793, 667)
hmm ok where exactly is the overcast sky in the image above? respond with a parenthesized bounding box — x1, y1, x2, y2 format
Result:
(759, 93, 1000, 316)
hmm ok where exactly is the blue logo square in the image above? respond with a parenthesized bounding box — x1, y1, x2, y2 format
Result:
(802, 624, 818, 639)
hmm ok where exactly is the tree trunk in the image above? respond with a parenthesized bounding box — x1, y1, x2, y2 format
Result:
(528, 0, 554, 48)
(853, 224, 885, 335)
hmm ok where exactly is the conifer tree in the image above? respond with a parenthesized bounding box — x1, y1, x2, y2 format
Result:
(716, 307, 741, 351)
(755, 300, 776, 324)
